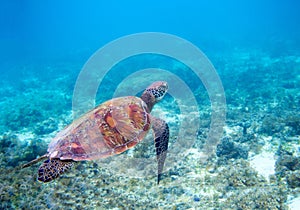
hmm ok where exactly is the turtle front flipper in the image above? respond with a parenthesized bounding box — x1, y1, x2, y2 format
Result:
(38, 159, 74, 182)
(152, 117, 169, 184)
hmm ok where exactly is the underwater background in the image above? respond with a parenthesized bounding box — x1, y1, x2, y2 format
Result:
(0, 0, 300, 209)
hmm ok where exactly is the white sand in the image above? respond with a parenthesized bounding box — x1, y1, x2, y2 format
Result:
(249, 151, 276, 181)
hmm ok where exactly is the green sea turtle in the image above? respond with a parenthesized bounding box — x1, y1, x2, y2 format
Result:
(22, 81, 169, 184)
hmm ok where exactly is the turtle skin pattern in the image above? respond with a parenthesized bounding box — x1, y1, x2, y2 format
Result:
(38, 159, 74, 182)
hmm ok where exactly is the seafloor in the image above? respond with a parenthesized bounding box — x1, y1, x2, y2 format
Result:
(0, 47, 299, 209)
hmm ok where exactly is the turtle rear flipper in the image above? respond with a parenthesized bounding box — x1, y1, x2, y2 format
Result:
(152, 117, 169, 184)
(38, 159, 74, 182)
(22, 154, 48, 168)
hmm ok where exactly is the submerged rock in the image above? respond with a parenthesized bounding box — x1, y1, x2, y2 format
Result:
(216, 137, 249, 160)
(287, 171, 300, 188)
(276, 151, 300, 188)
(276, 153, 300, 172)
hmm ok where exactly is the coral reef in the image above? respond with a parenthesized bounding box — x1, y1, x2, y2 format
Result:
(276, 150, 300, 189)
(0, 48, 299, 209)
(216, 136, 249, 160)
(0, 133, 47, 167)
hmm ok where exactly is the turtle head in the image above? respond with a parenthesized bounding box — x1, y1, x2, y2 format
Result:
(141, 81, 168, 112)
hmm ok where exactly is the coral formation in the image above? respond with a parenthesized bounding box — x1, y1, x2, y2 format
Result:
(0, 49, 299, 209)
(216, 136, 249, 160)
(276, 150, 300, 189)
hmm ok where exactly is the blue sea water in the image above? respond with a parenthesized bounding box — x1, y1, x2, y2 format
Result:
(0, 0, 300, 209)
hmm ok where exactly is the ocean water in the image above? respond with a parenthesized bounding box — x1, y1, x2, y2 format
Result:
(1, 0, 300, 209)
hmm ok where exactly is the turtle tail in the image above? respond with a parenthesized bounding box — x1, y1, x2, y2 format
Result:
(38, 159, 74, 182)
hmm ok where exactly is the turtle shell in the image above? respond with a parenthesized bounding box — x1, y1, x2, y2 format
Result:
(47, 96, 151, 161)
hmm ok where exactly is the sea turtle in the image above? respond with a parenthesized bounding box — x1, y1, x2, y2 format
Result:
(22, 81, 169, 184)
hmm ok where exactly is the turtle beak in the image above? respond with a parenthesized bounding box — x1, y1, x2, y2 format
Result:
(161, 81, 168, 91)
